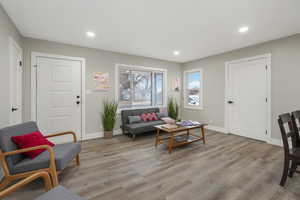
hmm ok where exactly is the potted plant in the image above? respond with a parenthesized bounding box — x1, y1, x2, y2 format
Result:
(168, 98, 179, 120)
(101, 100, 118, 138)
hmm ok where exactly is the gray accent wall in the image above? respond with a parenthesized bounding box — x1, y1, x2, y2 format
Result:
(22, 38, 181, 136)
(0, 4, 23, 128)
(182, 34, 300, 140)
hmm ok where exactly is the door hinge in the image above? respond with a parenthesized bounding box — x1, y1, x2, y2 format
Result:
(265, 65, 268, 70)
(265, 130, 268, 135)
(19, 61, 22, 67)
(34, 65, 37, 68)
(266, 97, 268, 103)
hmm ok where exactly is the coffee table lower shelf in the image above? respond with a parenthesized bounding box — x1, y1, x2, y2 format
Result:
(173, 134, 204, 147)
(155, 124, 207, 154)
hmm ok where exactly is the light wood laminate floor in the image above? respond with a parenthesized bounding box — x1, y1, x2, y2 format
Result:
(6, 130, 300, 200)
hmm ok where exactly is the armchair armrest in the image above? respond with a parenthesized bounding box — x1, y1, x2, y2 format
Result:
(2, 145, 57, 179)
(3, 145, 55, 158)
(0, 172, 52, 198)
(45, 131, 77, 143)
(1, 145, 59, 187)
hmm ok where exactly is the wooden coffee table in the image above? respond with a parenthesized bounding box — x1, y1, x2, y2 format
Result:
(154, 124, 207, 154)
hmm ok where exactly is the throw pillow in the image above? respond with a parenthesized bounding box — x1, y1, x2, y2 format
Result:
(140, 113, 149, 122)
(149, 112, 158, 121)
(11, 131, 55, 159)
(161, 117, 176, 124)
(128, 115, 141, 124)
(156, 112, 167, 119)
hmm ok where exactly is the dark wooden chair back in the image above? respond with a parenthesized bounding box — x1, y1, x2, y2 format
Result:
(278, 113, 298, 156)
(291, 110, 300, 146)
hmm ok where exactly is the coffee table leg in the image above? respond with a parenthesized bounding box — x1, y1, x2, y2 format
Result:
(168, 133, 174, 154)
(201, 126, 206, 144)
(155, 129, 160, 147)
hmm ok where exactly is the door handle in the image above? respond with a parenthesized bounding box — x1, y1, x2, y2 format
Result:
(76, 101, 80, 105)
(11, 107, 18, 112)
(227, 100, 234, 104)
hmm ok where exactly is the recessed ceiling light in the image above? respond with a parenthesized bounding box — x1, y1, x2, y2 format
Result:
(173, 51, 180, 56)
(86, 31, 96, 38)
(239, 26, 249, 33)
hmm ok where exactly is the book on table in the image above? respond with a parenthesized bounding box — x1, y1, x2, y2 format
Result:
(161, 124, 178, 129)
(177, 120, 201, 127)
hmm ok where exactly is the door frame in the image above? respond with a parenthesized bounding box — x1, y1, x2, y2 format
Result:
(224, 53, 271, 142)
(9, 37, 23, 125)
(31, 52, 86, 140)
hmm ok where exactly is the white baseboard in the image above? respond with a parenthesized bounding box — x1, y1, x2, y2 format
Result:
(82, 129, 122, 141)
(205, 125, 228, 134)
(204, 125, 283, 147)
(82, 132, 103, 140)
(267, 138, 282, 147)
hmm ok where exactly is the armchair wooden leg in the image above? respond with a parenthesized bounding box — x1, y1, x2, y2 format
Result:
(76, 155, 80, 166)
(0, 177, 11, 191)
(49, 169, 59, 187)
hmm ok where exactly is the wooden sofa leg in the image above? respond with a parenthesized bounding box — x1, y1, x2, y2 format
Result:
(76, 155, 80, 166)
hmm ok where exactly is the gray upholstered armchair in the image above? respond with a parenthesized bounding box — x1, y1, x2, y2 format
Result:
(0, 171, 86, 200)
(0, 121, 81, 189)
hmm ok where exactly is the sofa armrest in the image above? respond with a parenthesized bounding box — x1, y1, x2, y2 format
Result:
(0, 172, 52, 198)
(45, 131, 77, 143)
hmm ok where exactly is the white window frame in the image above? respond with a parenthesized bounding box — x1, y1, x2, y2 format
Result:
(183, 68, 203, 110)
(115, 64, 167, 111)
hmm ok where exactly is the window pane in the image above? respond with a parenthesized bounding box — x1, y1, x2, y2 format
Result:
(132, 71, 152, 107)
(119, 69, 131, 108)
(187, 72, 201, 106)
(154, 73, 163, 105)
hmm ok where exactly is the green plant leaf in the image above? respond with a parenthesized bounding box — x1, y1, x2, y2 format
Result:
(168, 98, 179, 120)
(101, 100, 118, 131)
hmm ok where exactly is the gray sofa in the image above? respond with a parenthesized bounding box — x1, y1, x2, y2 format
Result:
(121, 108, 166, 140)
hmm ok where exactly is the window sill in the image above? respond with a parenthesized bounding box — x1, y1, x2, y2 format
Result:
(117, 105, 166, 114)
(184, 106, 203, 110)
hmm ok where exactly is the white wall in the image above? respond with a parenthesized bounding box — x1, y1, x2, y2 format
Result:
(0, 4, 23, 128)
(22, 37, 182, 137)
(182, 34, 300, 140)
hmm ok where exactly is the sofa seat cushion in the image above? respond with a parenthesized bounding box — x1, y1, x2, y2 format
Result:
(125, 120, 165, 134)
(35, 186, 87, 200)
(11, 142, 81, 174)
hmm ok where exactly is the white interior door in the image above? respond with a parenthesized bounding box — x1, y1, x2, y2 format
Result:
(227, 57, 268, 141)
(36, 57, 82, 143)
(9, 39, 22, 125)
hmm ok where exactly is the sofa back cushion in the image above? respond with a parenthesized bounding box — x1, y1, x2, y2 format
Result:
(128, 116, 142, 124)
(156, 112, 168, 119)
(0, 121, 39, 168)
(121, 108, 159, 126)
